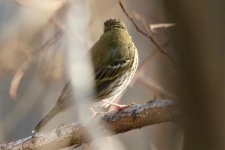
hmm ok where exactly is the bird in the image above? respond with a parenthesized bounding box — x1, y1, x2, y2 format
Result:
(33, 18, 138, 133)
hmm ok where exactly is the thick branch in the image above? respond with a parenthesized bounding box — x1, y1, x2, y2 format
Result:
(0, 99, 178, 150)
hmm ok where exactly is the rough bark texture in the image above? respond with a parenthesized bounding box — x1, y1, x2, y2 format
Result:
(0, 99, 178, 150)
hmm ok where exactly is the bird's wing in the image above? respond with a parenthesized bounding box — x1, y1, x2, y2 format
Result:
(94, 58, 133, 98)
(95, 58, 132, 80)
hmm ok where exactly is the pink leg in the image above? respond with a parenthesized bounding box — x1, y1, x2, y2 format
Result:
(89, 107, 106, 117)
(103, 100, 128, 110)
(90, 107, 99, 117)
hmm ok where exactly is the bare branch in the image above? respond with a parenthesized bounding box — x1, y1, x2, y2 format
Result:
(117, 0, 176, 64)
(150, 23, 176, 32)
(0, 99, 178, 150)
(9, 61, 30, 99)
(9, 29, 63, 99)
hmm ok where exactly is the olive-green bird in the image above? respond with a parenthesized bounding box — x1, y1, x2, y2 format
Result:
(33, 19, 138, 133)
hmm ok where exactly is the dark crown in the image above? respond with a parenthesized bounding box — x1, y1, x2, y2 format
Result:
(104, 19, 126, 32)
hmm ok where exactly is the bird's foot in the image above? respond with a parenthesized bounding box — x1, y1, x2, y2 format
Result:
(109, 103, 136, 123)
(90, 107, 105, 117)
(103, 100, 129, 110)
(112, 103, 129, 110)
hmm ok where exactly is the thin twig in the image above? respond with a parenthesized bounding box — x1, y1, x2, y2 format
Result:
(150, 23, 176, 32)
(9, 28, 63, 99)
(9, 61, 30, 99)
(118, 0, 176, 64)
(130, 31, 175, 88)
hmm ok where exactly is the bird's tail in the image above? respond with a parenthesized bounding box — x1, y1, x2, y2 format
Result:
(32, 105, 62, 133)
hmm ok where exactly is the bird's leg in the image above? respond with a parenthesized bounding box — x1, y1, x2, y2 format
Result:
(90, 106, 105, 117)
(108, 101, 128, 110)
(90, 107, 99, 117)
(103, 100, 128, 110)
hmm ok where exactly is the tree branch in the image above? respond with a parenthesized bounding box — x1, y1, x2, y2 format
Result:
(0, 99, 178, 150)
(117, 0, 176, 64)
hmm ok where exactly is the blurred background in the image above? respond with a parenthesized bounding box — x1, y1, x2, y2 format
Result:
(0, 0, 224, 150)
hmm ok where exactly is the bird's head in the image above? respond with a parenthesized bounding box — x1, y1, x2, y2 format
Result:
(104, 19, 127, 32)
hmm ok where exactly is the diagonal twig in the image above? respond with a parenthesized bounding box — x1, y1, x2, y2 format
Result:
(118, 0, 176, 64)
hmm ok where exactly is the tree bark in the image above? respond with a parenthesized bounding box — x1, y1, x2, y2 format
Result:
(0, 99, 178, 150)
